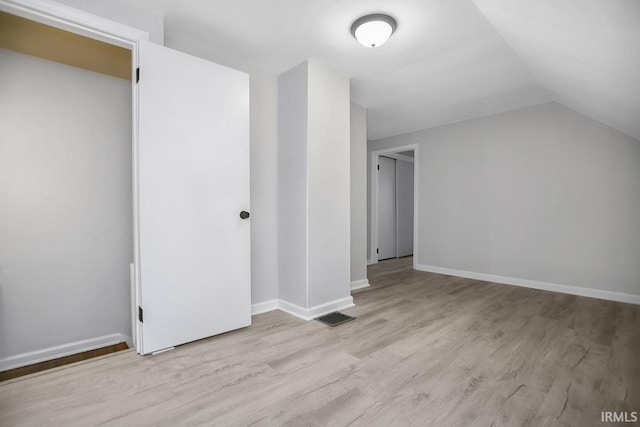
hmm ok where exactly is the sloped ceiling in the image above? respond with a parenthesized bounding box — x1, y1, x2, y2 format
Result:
(121, 0, 638, 140)
(472, 0, 640, 140)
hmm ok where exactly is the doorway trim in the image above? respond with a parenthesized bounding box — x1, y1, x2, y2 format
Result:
(370, 143, 419, 268)
(0, 0, 149, 353)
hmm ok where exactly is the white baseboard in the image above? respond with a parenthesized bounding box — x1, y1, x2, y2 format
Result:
(415, 264, 640, 305)
(367, 259, 374, 265)
(306, 296, 354, 319)
(351, 279, 370, 291)
(0, 333, 131, 372)
(251, 299, 279, 315)
(253, 296, 355, 321)
(277, 300, 314, 320)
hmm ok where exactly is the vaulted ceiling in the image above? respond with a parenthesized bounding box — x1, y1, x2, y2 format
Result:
(123, 0, 639, 140)
(473, 0, 640, 141)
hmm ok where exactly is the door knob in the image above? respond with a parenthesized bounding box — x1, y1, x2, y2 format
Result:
(240, 211, 250, 219)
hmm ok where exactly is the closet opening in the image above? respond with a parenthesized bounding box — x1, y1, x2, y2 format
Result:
(0, 10, 134, 377)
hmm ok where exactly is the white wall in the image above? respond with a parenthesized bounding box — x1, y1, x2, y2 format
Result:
(369, 102, 640, 299)
(276, 60, 352, 314)
(0, 49, 132, 359)
(307, 60, 351, 307)
(247, 71, 279, 305)
(350, 103, 367, 284)
(277, 62, 309, 308)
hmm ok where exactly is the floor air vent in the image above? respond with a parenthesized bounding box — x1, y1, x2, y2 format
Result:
(315, 312, 355, 327)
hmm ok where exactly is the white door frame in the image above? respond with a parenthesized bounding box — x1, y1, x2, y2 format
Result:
(0, 0, 149, 351)
(370, 144, 419, 268)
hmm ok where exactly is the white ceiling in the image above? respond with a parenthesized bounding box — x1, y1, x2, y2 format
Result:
(123, 0, 639, 140)
(473, 0, 640, 141)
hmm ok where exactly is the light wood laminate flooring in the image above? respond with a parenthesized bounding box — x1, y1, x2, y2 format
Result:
(1, 257, 638, 426)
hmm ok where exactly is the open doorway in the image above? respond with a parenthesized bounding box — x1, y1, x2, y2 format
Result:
(370, 145, 418, 266)
(378, 151, 414, 260)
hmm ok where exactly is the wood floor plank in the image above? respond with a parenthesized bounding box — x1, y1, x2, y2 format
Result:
(0, 257, 638, 426)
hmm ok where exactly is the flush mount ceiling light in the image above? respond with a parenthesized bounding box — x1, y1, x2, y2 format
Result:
(351, 13, 397, 48)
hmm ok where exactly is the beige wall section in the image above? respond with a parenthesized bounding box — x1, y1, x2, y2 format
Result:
(0, 11, 131, 80)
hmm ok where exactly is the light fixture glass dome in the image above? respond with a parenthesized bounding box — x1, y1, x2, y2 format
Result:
(351, 14, 397, 48)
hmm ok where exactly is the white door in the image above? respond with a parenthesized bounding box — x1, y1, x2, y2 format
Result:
(136, 41, 251, 355)
(378, 156, 396, 260)
(396, 159, 414, 257)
